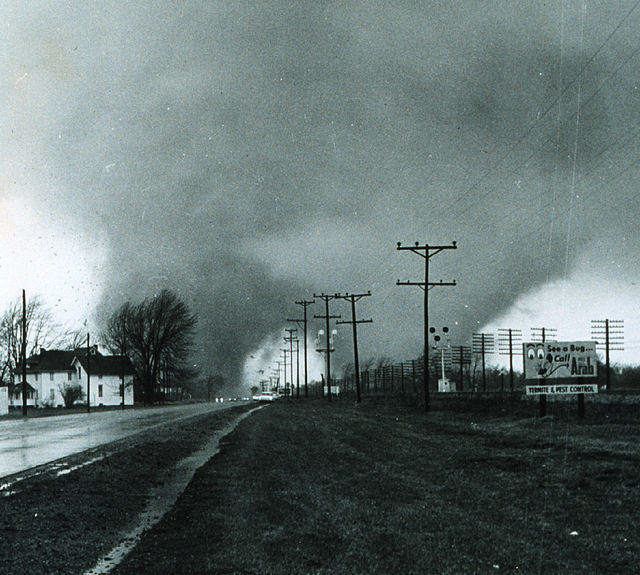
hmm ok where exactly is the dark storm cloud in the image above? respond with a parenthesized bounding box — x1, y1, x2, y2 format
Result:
(6, 1, 640, 381)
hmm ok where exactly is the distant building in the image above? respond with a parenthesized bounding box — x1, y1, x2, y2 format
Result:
(11, 347, 135, 408)
(72, 350, 135, 407)
(13, 349, 76, 408)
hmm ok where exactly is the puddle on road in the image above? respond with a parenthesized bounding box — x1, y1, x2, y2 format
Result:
(84, 405, 264, 575)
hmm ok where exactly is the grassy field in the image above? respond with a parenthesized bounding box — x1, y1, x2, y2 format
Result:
(115, 397, 639, 575)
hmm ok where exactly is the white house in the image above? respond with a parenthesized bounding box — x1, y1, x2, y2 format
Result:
(72, 349, 135, 407)
(11, 347, 135, 408)
(13, 349, 76, 408)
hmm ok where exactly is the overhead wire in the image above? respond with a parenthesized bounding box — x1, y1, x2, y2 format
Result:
(424, 0, 640, 225)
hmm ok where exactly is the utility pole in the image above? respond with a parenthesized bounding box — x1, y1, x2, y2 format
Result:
(472, 332, 495, 391)
(396, 241, 457, 412)
(451, 345, 471, 391)
(313, 293, 341, 401)
(281, 349, 289, 397)
(120, 314, 127, 410)
(591, 319, 624, 392)
(274, 361, 282, 394)
(86, 332, 91, 413)
(530, 327, 557, 416)
(294, 337, 300, 399)
(284, 328, 297, 399)
(21, 289, 28, 416)
(498, 328, 522, 393)
(336, 291, 372, 404)
(270, 360, 280, 393)
(288, 299, 314, 398)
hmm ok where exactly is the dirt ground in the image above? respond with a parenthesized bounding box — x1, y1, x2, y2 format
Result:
(0, 404, 255, 575)
(113, 398, 640, 575)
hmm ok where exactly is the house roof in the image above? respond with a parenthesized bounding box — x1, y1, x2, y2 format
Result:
(21, 348, 135, 377)
(23, 349, 76, 373)
(74, 354, 135, 376)
(9, 381, 37, 392)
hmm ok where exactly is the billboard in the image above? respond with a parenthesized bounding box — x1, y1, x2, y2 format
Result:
(523, 341, 598, 381)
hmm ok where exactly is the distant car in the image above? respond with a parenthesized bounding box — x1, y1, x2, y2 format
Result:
(253, 391, 277, 402)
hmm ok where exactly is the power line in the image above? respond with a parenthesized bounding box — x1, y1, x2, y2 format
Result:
(438, 0, 640, 221)
(416, 4, 640, 237)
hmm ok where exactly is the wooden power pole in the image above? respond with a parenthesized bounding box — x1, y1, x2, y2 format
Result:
(396, 241, 457, 412)
(336, 291, 372, 404)
(288, 299, 314, 398)
(21, 289, 27, 416)
(313, 293, 341, 401)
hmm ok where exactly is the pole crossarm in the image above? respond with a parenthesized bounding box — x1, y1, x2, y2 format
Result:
(530, 327, 557, 342)
(396, 241, 458, 259)
(396, 279, 457, 292)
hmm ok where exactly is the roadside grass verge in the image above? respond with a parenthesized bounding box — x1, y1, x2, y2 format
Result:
(116, 399, 639, 574)
(0, 404, 254, 575)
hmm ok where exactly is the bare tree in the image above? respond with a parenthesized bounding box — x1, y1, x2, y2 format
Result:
(0, 296, 66, 387)
(61, 329, 89, 351)
(103, 290, 197, 403)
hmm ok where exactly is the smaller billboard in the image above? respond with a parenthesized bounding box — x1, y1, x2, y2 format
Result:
(525, 383, 598, 396)
(523, 341, 598, 381)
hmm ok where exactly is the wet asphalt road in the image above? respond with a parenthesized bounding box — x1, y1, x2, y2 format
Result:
(0, 402, 248, 478)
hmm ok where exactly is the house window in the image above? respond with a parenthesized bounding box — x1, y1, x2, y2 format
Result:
(98, 374, 103, 380)
(78, 366, 82, 379)
(98, 384, 103, 398)
(50, 388, 55, 400)
(49, 372, 54, 381)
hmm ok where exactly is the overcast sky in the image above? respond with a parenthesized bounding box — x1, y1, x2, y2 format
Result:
(2, 1, 640, 383)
